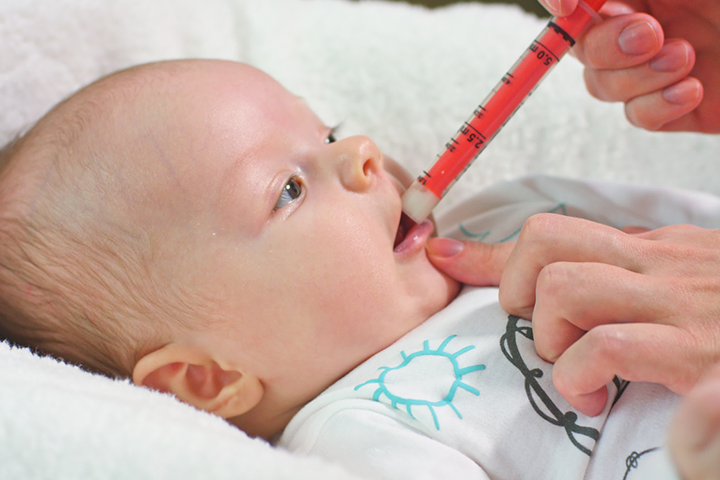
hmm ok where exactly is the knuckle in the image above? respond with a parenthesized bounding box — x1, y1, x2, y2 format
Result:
(691, 324, 720, 369)
(624, 102, 664, 132)
(583, 69, 606, 101)
(475, 242, 501, 266)
(584, 325, 627, 360)
(586, 67, 637, 103)
(603, 71, 636, 102)
(679, 246, 718, 268)
(519, 213, 564, 244)
(676, 223, 703, 234)
(498, 288, 531, 319)
(654, 223, 702, 238)
(666, 335, 702, 395)
(536, 263, 570, 303)
(652, 245, 718, 276)
(535, 263, 594, 324)
(582, 37, 606, 70)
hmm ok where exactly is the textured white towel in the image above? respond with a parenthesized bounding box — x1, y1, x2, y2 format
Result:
(1, 0, 718, 478)
(0, 343, 365, 480)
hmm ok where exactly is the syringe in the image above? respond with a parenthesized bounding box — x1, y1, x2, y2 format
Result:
(401, 0, 607, 223)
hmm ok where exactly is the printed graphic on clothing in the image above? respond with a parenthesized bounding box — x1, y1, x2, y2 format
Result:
(355, 335, 486, 430)
(501, 315, 600, 455)
(622, 447, 665, 479)
(458, 203, 567, 242)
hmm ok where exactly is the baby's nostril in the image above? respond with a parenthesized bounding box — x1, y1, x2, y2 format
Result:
(363, 158, 373, 177)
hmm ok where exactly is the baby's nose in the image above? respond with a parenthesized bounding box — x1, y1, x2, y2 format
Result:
(337, 136, 383, 192)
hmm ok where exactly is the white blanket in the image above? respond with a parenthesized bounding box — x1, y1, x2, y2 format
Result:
(1, 0, 719, 478)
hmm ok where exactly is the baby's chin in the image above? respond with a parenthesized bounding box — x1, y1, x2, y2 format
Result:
(410, 234, 462, 317)
(424, 267, 462, 318)
(441, 273, 462, 306)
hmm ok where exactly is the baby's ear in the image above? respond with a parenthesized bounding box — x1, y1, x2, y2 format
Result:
(132, 344, 263, 419)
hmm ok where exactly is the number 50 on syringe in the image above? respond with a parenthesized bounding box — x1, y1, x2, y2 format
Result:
(401, 0, 607, 223)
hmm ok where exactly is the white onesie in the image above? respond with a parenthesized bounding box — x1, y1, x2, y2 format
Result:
(279, 176, 720, 480)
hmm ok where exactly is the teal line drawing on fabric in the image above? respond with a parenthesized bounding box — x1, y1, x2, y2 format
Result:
(354, 335, 486, 430)
(457, 227, 491, 241)
(459, 203, 567, 242)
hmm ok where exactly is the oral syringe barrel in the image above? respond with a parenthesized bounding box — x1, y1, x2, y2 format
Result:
(401, 0, 606, 224)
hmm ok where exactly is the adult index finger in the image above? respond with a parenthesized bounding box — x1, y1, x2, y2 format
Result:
(499, 214, 646, 319)
(426, 238, 515, 287)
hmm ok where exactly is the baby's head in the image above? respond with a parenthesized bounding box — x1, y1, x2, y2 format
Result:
(0, 59, 459, 437)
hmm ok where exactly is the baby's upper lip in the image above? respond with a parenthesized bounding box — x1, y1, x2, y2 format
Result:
(390, 177, 407, 247)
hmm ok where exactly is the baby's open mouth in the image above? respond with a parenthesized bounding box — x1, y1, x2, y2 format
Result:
(394, 212, 416, 249)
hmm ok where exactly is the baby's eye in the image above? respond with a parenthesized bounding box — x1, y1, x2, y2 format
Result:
(274, 176, 304, 211)
(325, 125, 340, 144)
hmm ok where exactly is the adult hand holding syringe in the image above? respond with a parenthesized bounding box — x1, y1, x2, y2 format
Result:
(541, 0, 713, 134)
(403, 0, 716, 225)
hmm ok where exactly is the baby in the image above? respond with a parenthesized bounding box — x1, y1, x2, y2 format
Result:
(0, 58, 459, 438)
(0, 59, 715, 479)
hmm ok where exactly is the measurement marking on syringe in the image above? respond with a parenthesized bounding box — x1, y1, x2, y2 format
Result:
(548, 22, 576, 45)
(474, 106, 487, 116)
(462, 122, 486, 139)
(532, 41, 560, 61)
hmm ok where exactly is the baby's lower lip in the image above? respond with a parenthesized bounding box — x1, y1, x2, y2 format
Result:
(393, 220, 434, 255)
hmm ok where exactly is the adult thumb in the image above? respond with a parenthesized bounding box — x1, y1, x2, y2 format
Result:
(426, 238, 515, 286)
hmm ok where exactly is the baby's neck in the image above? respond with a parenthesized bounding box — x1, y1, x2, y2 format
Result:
(228, 402, 301, 441)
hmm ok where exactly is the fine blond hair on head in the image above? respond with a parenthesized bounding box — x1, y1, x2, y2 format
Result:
(0, 62, 216, 378)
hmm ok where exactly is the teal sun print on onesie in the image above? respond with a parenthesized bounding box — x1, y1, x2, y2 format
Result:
(354, 335, 486, 430)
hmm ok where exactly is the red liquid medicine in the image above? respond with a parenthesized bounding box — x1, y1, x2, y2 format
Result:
(402, 0, 607, 223)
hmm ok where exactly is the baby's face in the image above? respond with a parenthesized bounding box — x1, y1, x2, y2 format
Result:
(104, 61, 459, 408)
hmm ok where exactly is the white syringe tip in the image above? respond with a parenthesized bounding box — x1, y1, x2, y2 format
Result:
(401, 181, 441, 224)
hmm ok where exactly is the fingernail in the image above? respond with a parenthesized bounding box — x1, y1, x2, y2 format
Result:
(618, 21, 659, 56)
(650, 41, 689, 72)
(544, 0, 560, 15)
(663, 79, 701, 105)
(426, 238, 465, 257)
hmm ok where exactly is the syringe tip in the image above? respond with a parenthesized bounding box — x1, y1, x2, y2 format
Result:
(401, 181, 441, 224)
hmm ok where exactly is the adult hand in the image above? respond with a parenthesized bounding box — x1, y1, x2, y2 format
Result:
(426, 214, 720, 416)
(539, 0, 720, 133)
